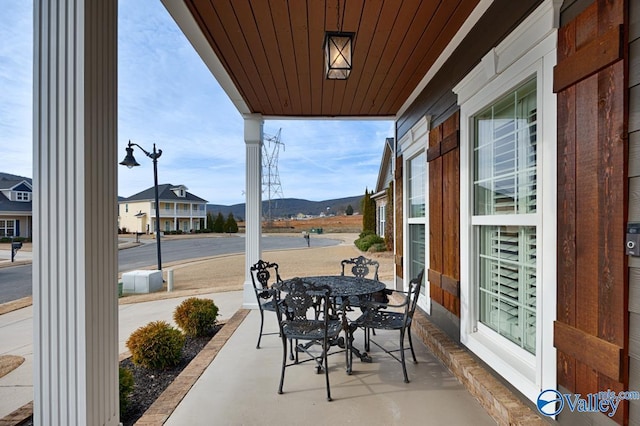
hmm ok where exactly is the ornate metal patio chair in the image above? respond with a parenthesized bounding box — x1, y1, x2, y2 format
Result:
(250, 259, 283, 349)
(341, 255, 380, 280)
(272, 277, 344, 401)
(338, 255, 384, 310)
(353, 268, 425, 383)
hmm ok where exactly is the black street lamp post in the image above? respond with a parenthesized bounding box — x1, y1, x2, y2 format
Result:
(120, 140, 163, 271)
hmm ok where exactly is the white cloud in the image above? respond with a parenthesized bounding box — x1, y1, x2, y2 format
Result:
(2, 0, 394, 206)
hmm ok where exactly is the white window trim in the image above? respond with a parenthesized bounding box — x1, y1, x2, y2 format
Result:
(0, 219, 16, 237)
(400, 116, 431, 313)
(455, 0, 559, 403)
(16, 191, 31, 201)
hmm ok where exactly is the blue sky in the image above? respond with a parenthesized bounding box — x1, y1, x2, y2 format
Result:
(0, 1, 393, 206)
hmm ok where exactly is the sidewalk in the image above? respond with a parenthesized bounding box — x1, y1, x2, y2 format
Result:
(0, 290, 244, 420)
(0, 248, 32, 269)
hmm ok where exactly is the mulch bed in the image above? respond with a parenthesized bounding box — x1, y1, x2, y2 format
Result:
(19, 325, 220, 426)
(120, 325, 221, 425)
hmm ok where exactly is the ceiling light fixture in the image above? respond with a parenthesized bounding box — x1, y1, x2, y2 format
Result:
(324, 0, 353, 80)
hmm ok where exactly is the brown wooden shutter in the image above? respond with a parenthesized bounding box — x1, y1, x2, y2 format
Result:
(428, 112, 460, 316)
(554, 0, 627, 423)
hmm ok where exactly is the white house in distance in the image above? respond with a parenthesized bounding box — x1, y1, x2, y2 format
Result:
(119, 184, 208, 234)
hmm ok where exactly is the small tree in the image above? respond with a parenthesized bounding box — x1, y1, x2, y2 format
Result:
(213, 212, 225, 233)
(361, 189, 376, 234)
(385, 183, 394, 251)
(345, 204, 354, 215)
(205, 212, 214, 231)
(224, 213, 239, 233)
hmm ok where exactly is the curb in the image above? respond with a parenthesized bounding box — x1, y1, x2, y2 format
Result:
(0, 260, 31, 270)
(0, 401, 31, 426)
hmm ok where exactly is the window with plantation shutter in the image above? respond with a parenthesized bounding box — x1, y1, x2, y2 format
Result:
(408, 152, 426, 293)
(456, 0, 559, 401)
(473, 78, 538, 354)
(479, 225, 536, 353)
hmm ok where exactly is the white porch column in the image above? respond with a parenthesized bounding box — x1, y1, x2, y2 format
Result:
(243, 114, 263, 308)
(33, 1, 119, 425)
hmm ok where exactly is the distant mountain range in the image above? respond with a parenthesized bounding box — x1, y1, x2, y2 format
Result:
(1, 171, 362, 222)
(207, 195, 363, 221)
(0, 172, 32, 184)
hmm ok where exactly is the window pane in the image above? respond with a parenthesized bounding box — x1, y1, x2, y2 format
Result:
(474, 78, 537, 215)
(409, 224, 426, 295)
(408, 153, 425, 218)
(478, 225, 536, 353)
(378, 205, 386, 237)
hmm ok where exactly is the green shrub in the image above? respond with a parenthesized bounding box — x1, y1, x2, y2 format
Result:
(126, 320, 185, 370)
(358, 230, 375, 239)
(0, 237, 28, 243)
(173, 297, 219, 337)
(368, 242, 387, 253)
(119, 367, 134, 415)
(354, 233, 385, 252)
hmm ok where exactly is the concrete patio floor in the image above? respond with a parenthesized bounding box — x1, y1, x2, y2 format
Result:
(164, 308, 496, 426)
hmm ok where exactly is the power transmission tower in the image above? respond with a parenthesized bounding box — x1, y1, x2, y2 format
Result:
(262, 128, 285, 224)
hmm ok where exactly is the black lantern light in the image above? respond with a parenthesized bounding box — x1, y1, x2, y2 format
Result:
(324, 32, 354, 79)
(324, 0, 353, 80)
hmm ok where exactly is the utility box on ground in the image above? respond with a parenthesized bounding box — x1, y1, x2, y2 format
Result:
(121, 270, 163, 294)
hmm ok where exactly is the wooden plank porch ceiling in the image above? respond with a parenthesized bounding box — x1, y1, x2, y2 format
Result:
(184, 0, 480, 118)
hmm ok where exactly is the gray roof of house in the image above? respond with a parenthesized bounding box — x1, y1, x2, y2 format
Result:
(0, 193, 32, 213)
(0, 173, 32, 188)
(0, 174, 33, 213)
(122, 184, 208, 203)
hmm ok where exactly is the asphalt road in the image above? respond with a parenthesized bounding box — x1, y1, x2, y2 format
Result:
(0, 235, 340, 305)
(0, 264, 31, 304)
(118, 234, 337, 272)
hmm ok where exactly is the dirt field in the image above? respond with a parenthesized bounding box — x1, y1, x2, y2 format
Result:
(259, 214, 364, 233)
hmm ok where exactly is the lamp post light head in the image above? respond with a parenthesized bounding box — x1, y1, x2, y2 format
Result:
(119, 142, 140, 168)
(119, 139, 163, 271)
